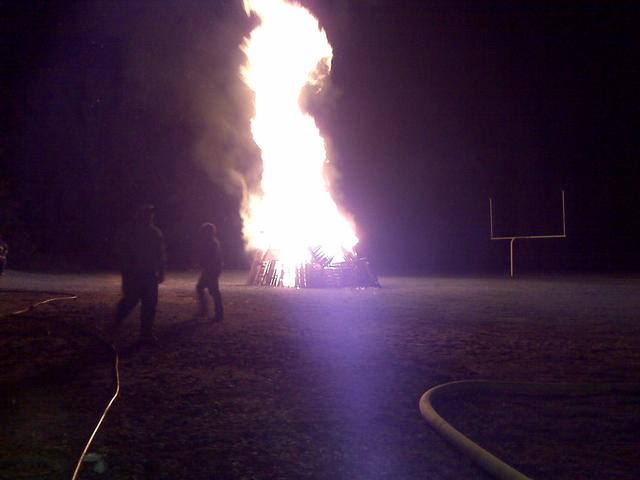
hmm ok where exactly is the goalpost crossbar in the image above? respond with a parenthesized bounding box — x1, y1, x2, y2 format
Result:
(489, 191, 567, 277)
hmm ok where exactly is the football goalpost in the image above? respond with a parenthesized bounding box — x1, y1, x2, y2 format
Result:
(490, 190, 566, 277)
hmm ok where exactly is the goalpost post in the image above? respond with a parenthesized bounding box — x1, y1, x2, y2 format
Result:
(490, 190, 566, 277)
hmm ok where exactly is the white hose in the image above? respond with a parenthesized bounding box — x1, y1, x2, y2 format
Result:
(420, 380, 640, 480)
(4, 291, 120, 480)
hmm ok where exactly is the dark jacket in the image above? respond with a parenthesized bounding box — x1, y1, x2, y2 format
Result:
(198, 236, 222, 275)
(116, 222, 166, 276)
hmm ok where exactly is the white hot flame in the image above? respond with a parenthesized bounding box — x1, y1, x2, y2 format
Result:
(241, 0, 358, 286)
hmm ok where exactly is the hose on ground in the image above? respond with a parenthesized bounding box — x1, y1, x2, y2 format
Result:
(3, 290, 120, 480)
(71, 342, 119, 480)
(419, 380, 640, 480)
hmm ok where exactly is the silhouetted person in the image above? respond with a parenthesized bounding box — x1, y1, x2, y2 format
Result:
(196, 223, 224, 322)
(0, 234, 7, 275)
(109, 204, 166, 344)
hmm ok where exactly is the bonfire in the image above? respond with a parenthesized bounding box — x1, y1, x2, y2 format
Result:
(241, 0, 378, 287)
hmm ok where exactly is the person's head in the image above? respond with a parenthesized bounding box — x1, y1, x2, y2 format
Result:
(137, 204, 155, 225)
(200, 223, 217, 238)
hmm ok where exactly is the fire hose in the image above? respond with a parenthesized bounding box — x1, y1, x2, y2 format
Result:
(419, 379, 640, 480)
(4, 291, 119, 480)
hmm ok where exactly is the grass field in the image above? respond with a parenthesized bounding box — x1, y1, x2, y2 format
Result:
(1, 271, 639, 479)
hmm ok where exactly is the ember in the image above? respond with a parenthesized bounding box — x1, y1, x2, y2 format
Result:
(241, 0, 375, 287)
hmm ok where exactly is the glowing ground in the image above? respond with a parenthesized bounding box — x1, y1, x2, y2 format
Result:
(1, 271, 639, 479)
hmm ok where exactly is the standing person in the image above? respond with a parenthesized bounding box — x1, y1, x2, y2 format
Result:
(109, 204, 166, 344)
(196, 223, 224, 322)
(0, 234, 8, 275)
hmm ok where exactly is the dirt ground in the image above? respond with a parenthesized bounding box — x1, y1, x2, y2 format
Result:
(1, 270, 639, 479)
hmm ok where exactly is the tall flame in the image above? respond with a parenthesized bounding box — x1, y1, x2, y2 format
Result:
(241, 0, 358, 286)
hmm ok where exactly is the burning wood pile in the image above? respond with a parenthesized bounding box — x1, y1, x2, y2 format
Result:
(241, 1, 373, 288)
(248, 248, 379, 288)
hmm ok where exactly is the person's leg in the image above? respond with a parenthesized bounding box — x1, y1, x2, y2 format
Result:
(140, 276, 158, 339)
(196, 273, 208, 317)
(209, 275, 224, 321)
(109, 274, 140, 339)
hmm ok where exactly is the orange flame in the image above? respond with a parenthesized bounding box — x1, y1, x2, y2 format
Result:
(242, 0, 358, 286)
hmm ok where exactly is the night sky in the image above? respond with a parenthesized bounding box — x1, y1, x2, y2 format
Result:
(2, 0, 639, 274)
